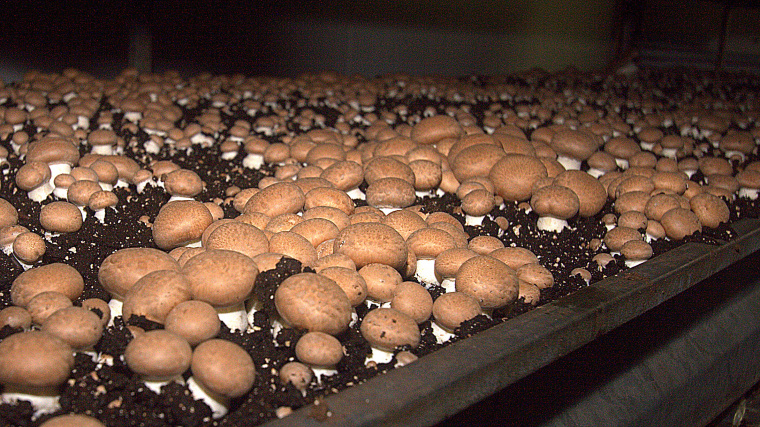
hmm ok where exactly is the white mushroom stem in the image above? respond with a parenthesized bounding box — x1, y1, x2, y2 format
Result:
(378, 207, 400, 215)
(168, 195, 195, 203)
(346, 188, 365, 200)
(555, 155, 582, 171)
(220, 151, 238, 161)
(464, 215, 485, 226)
(186, 376, 229, 419)
(723, 150, 745, 162)
(624, 259, 647, 268)
(431, 322, 455, 344)
(12, 255, 34, 271)
(640, 142, 655, 151)
(366, 347, 395, 365)
(143, 376, 184, 394)
(108, 298, 123, 327)
(438, 278, 456, 293)
(1, 386, 61, 417)
(660, 148, 678, 159)
(536, 216, 569, 232)
(144, 140, 161, 154)
(311, 366, 338, 382)
(48, 163, 72, 186)
(586, 168, 606, 178)
(414, 259, 438, 286)
(615, 158, 629, 169)
(739, 188, 759, 200)
(242, 153, 264, 169)
(91, 145, 116, 156)
(216, 303, 248, 332)
(27, 182, 55, 203)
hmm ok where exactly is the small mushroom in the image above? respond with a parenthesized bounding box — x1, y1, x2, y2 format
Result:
(275, 273, 352, 335)
(279, 361, 314, 393)
(164, 300, 221, 347)
(456, 255, 519, 309)
(530, 185, 580, 232)
(39, 201, 83, 233)
(295, 331, 344, 379)
(124, 329, 192, 392)
(41, 306, 103, 352)
(360, 307, 420, 364)
(152, 200, 214, 250)
(391, 281, 433, 324)
(39, 414, 106, 427)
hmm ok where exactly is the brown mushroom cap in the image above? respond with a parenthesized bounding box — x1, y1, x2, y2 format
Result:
(689, 192, 730, 228)
(182, 249, 258, 308)
(152, 200, 214, 250)
(39, 414, 106, 427)
(279, 361, 314, 391)
(0, 198, 18, 229)
(39, 201, 83, 233)
(317, 266, 368, 306)
(0, 306, 32, 330)
(205, 221, 269, 259)
(98, 248, 180, 301)
(604, 226, 642, 252)
(530, 185, 580, 220)
(553, 170, 607, 217)
(303, 186, 355, 216)
(244, 182, 305, 217)
(391, 281, 433, 324)
(295, 331, 344, 367)
(13, 231, 46, 264)
(121, 269, 193, 324)
(551, 129, 599, 162)
(434, 247, 478, 282)
(81, 298, 111, 327)
(489, 154, 548, 202)
(333, 222, 408, 272)
(432, 292, 483, 331)
(366, 177, 417, 209)
(411, 115, 463, 145)
(275, 273, 352, 335)
(11, 263, 84, 307)
(516, 263, 555, 289)
(164, 169, 204, 198)
(620, 239, 654, 262)
(124, 330, 192, 380)
(661, 208, 702, 240)
(359, 263, 403, 302)
(456, 255, 519, 309)
(191, 339, 256, 399)
(268, 231, 318, 267)
(164, 300, 221, 347)
(360, 307, 420, 351)
(406, 227, 458, 260)
(41, 306, 103, 351)
(467, 235, 504, 255)
(0, 331, 74, 389)
(290, 218, 340, 248)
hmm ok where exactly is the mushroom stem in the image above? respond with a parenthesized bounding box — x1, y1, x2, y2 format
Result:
(555, 155, 582, 170)
(2, 385, 61, 417)
(107, 298, 123, 327)
(345, 188, 365, 200)
(186, 376, 229, 418)
(27, 182, 55, 203)
(143, 376, 185, 394)
(242, 153, 264, 169)
(536, 216, 569, 232)
(366, 346, 395, 365)
(413, 259, 438, 286)
(430, 321, 455, 344)
(216, 303, 248, 332)
(464, 214, 485, 226)
(739, 188, 759, 200)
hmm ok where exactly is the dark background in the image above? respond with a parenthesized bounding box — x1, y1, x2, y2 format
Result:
(1, 0, 758, 82)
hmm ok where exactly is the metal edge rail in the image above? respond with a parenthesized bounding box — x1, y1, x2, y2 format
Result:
(263, 218, 760, 427)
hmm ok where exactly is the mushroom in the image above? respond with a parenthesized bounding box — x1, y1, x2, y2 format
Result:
(360, 307, 420, 364)
(39, 414, 106, 427)
(38, 201, 83, 233)
(390, 281, 433, 324)
(187, 339, 256, 418)
(98, 248, 181, 322)
(406, 227, 457, 285)
(26, 292, 74, 326)
(124, 329, 192, 392)
(550, 128, 599, 170)
(358, 263, 403, 303)
(317, 266, 368, 307)
(204, 221, 269, 259)
(279, 361, 314, 394)
(0, 306, 32, 331)
(365, 177, 417, 213)
(530, 185, 580, 232)
(434, 247, 478, 291)
(0, 197, 19, 229)
(660, 208, 702, 240)
(295, 331, 344, 380)
(274, 273, 352, 335)
(152, 200, 214, 250)
(12, 231, 46, 267)
(689, 193, 730, 228)
(333, 222, 408, 272)
(11, 263, 84, 308)
(121, 269, 193, 325)
(431, 291, 482, 342)
(488, 154, 548, 202)
(620, 240, 654, 267)
(553, 170, 608, 218)
(456, 255, 519, 309)
(164, 169, 204, 200)
(41, 306, 103, 352)
(182, 249, 258, 332)
(16, 161, 54, 202)
(164, 300, 221, 347)
(0, 331, 74, 415)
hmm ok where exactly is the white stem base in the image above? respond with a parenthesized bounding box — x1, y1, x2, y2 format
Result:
(187, 376, 229, 418)
(217, 303, 248, 332)
(2, 387, 60, 418)
(414, 259, 438, 286)
(537, 216, 569, 232)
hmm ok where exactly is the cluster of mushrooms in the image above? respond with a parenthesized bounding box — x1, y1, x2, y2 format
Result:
(0, 66, 758, 424)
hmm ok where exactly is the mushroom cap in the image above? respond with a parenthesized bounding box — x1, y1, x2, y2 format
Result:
(689, 193, 730, 228)
(450, 143, 507, 183)
(182, 249, 258, 308)
(25, 136, 80, 165)
(124, 330, 192, 380)
(553, 170, 607, 217)
(27, 291, 74, 325)
(360, 307, 420, 351)
(411, 115, 463, 145)
(661, 208, 702, 240)
(432, 292, 482, 331)
(604, 226, 642, 252)
(165, 300, 221, 347)
(0, 330, 74, 389)
(244, 182, 305, 217)
(303, 186, 355, 216)
(487, 246, 539, 270)
(295, 331, 344, 367)
(41, 306, 103, 351)
(39, 201, 83, 233)
(39, 414, 106, 427)
(434, 247, 478, 281)
(274, 272, 352, 335)
(317, 266, 368, 306)
(380, 209, 428, 240)
(0, 197, 19, 229)
(366, 177, 417, 209)
(164, 169, 204, 198)
(279, 361, 314, 391)
(359, 263, 403, 302)
(268, 231, 318, 267)
(98, 248, 180, 300)
(205, 221, 269, 259)
(391, 281, 433, 324)
(16, 161, 52, 191)
(489, 154, 548, 202)
(333, 222, 408, 272)
(516, 263, 555, 289)
(121, 269, 193, 324)
(406, 227, 457, 260)
(191, 339, 256, 399)
(11, 263, 84, 307)
(152, 200, 214, 250)
(456, 255, 519, 309)
(620, 240, 654, 262)
(13, 231, 46, 264)
(551, 129, 599, 161)
(530, 185, 580, 220)
(0, 306, 32, 330)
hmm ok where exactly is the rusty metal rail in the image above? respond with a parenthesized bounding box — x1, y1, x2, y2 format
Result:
(263, 218, 760, 427)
